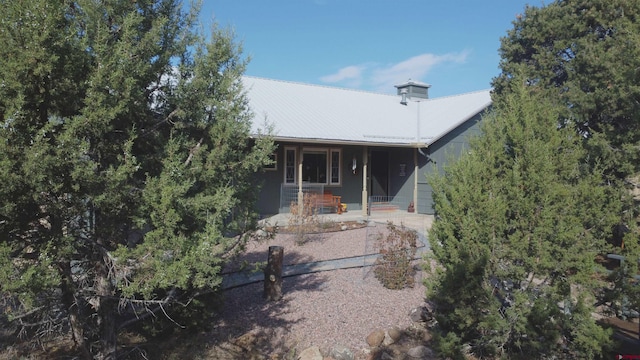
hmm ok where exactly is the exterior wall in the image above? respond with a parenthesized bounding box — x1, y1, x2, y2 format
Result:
(386, 147, 416, 210)
(255, 145, 286, 216)
(255, 142, 371, 216)
(416, 111, 486, 214)
(255, 108, 486, 217)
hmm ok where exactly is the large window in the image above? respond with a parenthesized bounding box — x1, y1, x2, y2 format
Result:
(283, 147, 342, 185)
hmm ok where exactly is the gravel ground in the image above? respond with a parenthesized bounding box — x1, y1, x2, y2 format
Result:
(211, 223, 429, 358)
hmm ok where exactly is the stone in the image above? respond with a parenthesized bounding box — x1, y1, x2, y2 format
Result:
(407, 345, 434, 359)
(341, 225, 348, 231)
(380, 352, 394, 360)
(298, 346, 323, 360)
(409, 306, 433, 323)
(366, 329, 385, 347)
(233, 330, 257, 349)
(422, 330, 433, 342)
(387, 327, 402, 342)
(329, 345, 354, 360)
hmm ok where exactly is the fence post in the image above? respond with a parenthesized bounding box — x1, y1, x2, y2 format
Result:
(264, 246, 284, 301)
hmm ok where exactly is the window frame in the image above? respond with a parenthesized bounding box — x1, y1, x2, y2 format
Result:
(284, 146, 297, 184)
(282, 146, 342, 186)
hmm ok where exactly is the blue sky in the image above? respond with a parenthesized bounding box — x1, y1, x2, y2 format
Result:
(199, 1, 536, 98)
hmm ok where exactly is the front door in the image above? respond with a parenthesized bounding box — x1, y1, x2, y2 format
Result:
(370, 150, 389, 198)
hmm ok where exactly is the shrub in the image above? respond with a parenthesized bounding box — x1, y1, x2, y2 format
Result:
(373, 222, 418, 289)
(288, 193, 321, 245)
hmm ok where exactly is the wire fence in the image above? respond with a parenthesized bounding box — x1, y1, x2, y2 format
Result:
(280, 184, 325, 213)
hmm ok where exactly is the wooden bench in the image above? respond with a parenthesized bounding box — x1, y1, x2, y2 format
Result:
(308, 190, 342, 214)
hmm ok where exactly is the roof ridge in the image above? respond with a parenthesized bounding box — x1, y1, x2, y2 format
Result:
(242, 75, 399, 97)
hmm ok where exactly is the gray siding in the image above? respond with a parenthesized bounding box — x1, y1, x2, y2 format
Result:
(417, 111, 485, 214)
(387, 147, 416, 210)
(256, 109, 487, 217)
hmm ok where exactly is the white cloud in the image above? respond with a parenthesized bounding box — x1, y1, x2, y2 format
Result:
(319, 65, 365, 86)
(320, 50, 470, 92)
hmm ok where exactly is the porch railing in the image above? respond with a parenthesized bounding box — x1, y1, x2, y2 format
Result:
(368, 195, 410, 214)
(279, 183, 325, 213)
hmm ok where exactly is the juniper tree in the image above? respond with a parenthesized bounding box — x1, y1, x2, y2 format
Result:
(0, 1, 273, 358)
(427, 76, 628, 359)
(494, 0, 640, 334)
(494, 0, 640, 180)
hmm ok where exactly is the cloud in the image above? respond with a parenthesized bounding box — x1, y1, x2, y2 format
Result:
(320, 50, 470, 92)
(320, 65, 365, 84)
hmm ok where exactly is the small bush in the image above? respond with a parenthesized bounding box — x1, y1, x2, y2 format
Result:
(373, 222, 418, 289)
(288, 194, 321, 245)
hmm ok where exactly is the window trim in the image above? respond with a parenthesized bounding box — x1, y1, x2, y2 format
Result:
(284, 146, 297, 185)
(263, 152, 278, 171)
(282, 146, 342, 186)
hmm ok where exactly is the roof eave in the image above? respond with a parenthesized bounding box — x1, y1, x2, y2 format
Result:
(249, 134, 425, 148)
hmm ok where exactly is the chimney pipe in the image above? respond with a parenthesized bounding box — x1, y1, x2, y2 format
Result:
(400, 88, 408, 105)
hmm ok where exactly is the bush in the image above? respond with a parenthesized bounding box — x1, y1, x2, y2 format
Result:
(288, 194, 321, 245)
(373, 222, 418, 289)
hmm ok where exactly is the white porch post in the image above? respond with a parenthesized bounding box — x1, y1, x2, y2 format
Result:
(361, 146, 368, 216)
(414, 148, 419, 211)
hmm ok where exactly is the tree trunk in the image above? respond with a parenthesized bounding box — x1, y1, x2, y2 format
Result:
(60, 261, 92, 359)
(264, 246, 283, 301)
(95, 254, 117, 360)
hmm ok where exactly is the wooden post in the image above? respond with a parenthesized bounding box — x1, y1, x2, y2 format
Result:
(264, 246, 284, 301)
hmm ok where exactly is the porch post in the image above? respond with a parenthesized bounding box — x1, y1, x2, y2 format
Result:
(361, 146, 368, 216)
(414, 148, 419, 211)
(297, 146, 303, 209)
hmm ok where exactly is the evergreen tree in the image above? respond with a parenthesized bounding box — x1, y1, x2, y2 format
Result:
(0, 1, 273, 358)
(427, 76, 627, 359)
(493, 0, 640, 179)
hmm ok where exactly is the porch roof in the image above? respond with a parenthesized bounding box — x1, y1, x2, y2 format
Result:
(243, 76, 492, 147)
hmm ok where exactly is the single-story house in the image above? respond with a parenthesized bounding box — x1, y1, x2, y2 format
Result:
(243, 76, 492, 216)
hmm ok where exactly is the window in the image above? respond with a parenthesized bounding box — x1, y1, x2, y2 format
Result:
(283, 147, 342, 185)
(330, 150, 340, 184)
(263, 152, 277, 171)
(302, 150, 327, 183)
(284, 147, 296, 184)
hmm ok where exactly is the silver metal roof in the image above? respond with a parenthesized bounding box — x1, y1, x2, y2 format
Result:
(243, 76, 492, 147)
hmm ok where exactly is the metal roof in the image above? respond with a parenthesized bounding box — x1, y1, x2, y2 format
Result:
(243, 76, 492, 147)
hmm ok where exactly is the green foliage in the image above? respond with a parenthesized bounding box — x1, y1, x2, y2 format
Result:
(494, 0, 640, 179)
(0, 0, 274, 357)
(427, 77, 622, 359)
(373, 222, 418, 290)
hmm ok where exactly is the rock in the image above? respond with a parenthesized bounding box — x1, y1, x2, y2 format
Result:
(329, 345, 354, 360)
(380, 352, 394, 360)
(387, 327, 402, 342)
(299, 346, 323, 360)
(422, 330, 433, 342)
(407, 345, 434, 359)
(341, 225, 348, 231)
(233, 330, 257, 349)
(366, 329, 385, 347)
(409, 306, 433, 323)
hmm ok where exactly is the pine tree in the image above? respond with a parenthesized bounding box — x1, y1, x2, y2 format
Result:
(427, 75, 626, 359)
(0, 1, 273, 358)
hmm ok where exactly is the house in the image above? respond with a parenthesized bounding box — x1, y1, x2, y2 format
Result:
(243, 76, 492, 216)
